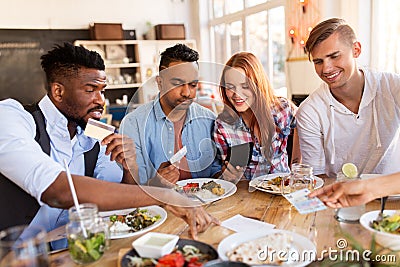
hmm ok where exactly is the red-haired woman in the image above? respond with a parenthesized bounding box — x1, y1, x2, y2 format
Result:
(214, 52, 300, 181)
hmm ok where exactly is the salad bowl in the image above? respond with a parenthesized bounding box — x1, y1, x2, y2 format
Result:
(360, 210, 400, 250)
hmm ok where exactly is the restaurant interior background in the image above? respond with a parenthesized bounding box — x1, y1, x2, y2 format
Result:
(0, 0, 399, 124)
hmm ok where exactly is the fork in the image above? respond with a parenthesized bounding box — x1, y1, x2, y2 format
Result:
(186, 192, 207, 204)
(174, 186, 207, 204)
(375, 196, 389, 223)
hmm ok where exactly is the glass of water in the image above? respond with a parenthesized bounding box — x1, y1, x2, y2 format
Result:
(334, 172, 365, 223)
(286, 163, 315, 193)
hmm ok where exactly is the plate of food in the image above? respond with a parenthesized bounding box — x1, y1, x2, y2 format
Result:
(121, 238, 219, 267)
(99, 205, 167, 239)
(249, 173, 324, 195)
(175, 178, 237, 203)
(360, 210, 400, 250)
(218, 230, 316, 266)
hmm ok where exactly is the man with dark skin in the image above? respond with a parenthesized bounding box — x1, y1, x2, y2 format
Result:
(0, 43, 219, 244)
(120, 44, 221, 186)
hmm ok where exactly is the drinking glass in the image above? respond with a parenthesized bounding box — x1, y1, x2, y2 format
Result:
(66, 203, 109, 265)
(0, 225, 49, 267)
(282, 163, 315, 194)
(334, 172, 365, 223)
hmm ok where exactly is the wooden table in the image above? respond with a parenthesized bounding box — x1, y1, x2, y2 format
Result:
(49, 179, 400, 266)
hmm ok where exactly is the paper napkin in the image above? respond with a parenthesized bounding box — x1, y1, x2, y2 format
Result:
(221, 214, 275, 233)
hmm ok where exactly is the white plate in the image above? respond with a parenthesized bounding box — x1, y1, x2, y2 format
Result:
(249, 173, 324, 195)
(176, 178, 237, 203)
(99, 205, 167, 239)
(218, 230, 316, 267)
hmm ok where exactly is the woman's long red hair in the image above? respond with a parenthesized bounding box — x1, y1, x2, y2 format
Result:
(218, 52, 279, 161)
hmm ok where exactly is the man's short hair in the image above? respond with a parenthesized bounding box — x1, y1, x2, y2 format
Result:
(305, 18, 357, 60)
(159, 43, 199, 72)
(40, 42, 105, 91)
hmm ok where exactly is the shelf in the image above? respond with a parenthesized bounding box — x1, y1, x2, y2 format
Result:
(106, 83, 142, 89)
(105, 63, 140, 68)
(74, 39, 196, 105)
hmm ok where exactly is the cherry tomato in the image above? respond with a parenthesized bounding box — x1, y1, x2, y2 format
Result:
(183, 183, 199, 193)
(156, 252, 185, 267)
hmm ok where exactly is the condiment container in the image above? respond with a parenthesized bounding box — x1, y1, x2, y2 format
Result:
(132, 232, 179, 258)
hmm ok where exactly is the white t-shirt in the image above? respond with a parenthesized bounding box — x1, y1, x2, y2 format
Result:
(296, 68, 400, 178)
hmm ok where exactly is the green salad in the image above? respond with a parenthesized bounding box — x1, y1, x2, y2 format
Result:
(372, 212, 400, 235)
(109, 208, 161, 232)
(68, 231, 106, 264)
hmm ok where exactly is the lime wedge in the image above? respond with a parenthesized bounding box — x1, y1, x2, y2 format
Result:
(342, 163, 358, 178)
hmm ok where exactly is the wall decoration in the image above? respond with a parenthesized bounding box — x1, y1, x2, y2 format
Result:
(286, 0, 321, 61)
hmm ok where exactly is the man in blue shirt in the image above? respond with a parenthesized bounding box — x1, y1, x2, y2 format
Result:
(0, 43, 218, 246)
(120, 44, 221, 186)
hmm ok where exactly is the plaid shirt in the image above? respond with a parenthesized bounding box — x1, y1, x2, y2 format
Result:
(213, 97, 297, 180)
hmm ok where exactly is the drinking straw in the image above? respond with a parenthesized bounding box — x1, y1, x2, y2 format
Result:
(63, 159, 88, 238)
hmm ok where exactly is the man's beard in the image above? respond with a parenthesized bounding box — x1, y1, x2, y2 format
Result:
(71, 106, 104, 130)
(67, 116, 88, 130)
(175, 99, 193, 109)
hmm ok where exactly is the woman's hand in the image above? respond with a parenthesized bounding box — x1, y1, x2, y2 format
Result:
(308, 179, 375, 208)
(219, 161, 245, 183)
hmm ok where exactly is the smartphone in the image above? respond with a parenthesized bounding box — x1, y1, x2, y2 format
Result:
(227, 142, 254, 167)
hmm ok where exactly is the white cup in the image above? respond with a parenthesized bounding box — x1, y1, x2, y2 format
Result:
(335, 205, 366, 223)
(334, 172, 365, 223)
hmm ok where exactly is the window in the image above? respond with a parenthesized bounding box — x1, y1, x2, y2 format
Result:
(208, 0, 286, 90)
(371, 0, 400, 73)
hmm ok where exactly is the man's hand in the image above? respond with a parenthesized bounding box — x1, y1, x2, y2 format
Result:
(164, 205, 220, 239)
(102, 133, 136, 170)
(157, 161, 180, 185)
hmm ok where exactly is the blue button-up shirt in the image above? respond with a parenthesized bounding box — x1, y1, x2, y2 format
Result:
(120, 97, 221, 184)
(0, 96, 123, 248)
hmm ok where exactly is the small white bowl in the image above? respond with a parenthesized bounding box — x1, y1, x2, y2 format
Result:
(132, 232, 179, 258)
(360, 210, 400, 250)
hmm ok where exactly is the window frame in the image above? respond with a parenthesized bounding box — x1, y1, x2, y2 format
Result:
(208, 0, 286, 87)
(371, 0, 400, 73)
